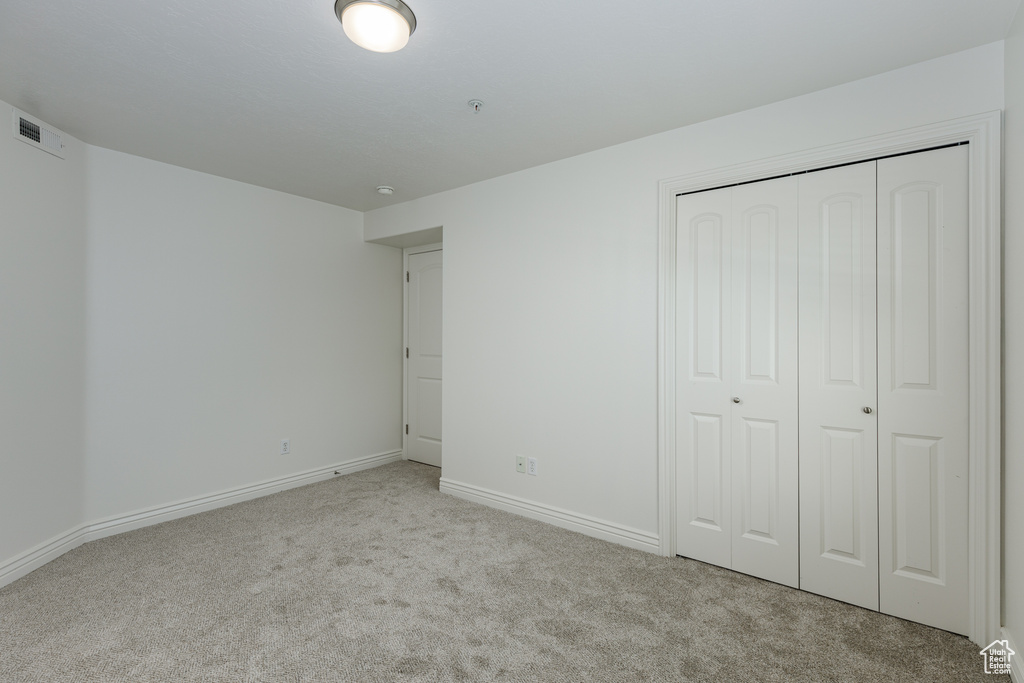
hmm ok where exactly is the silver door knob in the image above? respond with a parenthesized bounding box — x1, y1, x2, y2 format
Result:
(732, 397, 741, 404)
(863, 407, 873, 414)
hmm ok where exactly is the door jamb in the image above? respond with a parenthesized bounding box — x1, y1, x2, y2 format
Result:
(656, 111, 1001, 646)
(403, 243, 443, 462)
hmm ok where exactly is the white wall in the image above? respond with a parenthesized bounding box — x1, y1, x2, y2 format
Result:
(1002, 6, 1024, 660)
(83, 146, 403, 521)
(0, 101, 88, 565)
(364, 44, 1005, 537)
(2, 124, 404, 581)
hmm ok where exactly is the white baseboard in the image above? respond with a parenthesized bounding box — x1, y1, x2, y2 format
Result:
(81, 450, 402, 543)
(0, 450, 401, 590)
(439, 477, 660, 553)
(1004, 627, 1023, 683)
(0, 525, 90, 591)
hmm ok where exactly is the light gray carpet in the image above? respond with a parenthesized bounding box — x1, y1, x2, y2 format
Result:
(0, 461, 1003, 682)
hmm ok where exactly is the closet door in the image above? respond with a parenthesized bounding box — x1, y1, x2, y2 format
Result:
(798, 161, 879, 610)
(876, 145, 969, 635)
(729, 178, 799, 588)
(675, 179, 799, 588)
(675, 187, 734, 569)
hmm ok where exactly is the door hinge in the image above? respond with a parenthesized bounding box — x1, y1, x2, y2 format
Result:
(406, 347, 409, 358)
(406, 271, 409, 282)
(405, 424, 409, 435)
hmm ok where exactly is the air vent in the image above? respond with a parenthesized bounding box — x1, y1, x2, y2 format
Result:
(12, 109, 66, 159)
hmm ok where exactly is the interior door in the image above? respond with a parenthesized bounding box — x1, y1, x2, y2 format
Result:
(729, 178, 799, 588)
(674, 178, 799, 587)
(675, 187, 734, 569)
(797, 161, 879, 610)
(407, 249, 443, 467)
(876, 145, 969, 635)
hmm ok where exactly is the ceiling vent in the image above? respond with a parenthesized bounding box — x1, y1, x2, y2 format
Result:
(12, 109, 66, 159)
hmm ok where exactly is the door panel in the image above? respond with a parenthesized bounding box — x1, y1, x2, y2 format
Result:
(798, 162, 879, 610)
(691, 212, 728, 381)
(690, 413, 727, 531)
(407, 249, 443, 467)
(877, 146, 969, 635)
(737, 417, 780, 541)
(729, 178, 799, 588)
(676, 189, 733, 569)
(819, 427, 867, 564)
(415, 378, 443, 442)
(740, 206, 780, 383)
(891, 434, 944, 581)
(890, 184, 940, 390)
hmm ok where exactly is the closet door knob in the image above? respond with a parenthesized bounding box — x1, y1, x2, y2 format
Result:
(863, 407, 873, 414)
(732, 397, 741, 404)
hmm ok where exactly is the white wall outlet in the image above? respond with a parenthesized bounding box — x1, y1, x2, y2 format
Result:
(280, 439, 290, 455)
(516, 456, 526, 473)
(527, 457, 538, 476)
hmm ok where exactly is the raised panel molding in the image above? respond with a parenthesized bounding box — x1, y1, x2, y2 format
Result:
(892, 434, 945, 583)
(415, 378, 443, 441)
(890, 182, 940, 392)
(821, 194, 867, 388)
(820, 427, 865, 565)
(738, 418, 780, 543)
(690, 213, 726, 380)
(690, 413, 725, 530)
(415, 264, 444, 357)
(740, 206, 779, 384)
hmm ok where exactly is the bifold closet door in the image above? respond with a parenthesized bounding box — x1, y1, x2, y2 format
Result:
(675, 178, 799, 588)
(729, 179, 799, 587)
(797, 161, 879, 611)
(676, 187, 733, 569)
(675, 185, 733, 565)
(876, 145, 969, 635)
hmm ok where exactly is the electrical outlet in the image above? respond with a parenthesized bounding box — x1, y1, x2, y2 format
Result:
(527, 457, 538, 476)
(280, 439, 290, 455)
(516, 456, 526, 473)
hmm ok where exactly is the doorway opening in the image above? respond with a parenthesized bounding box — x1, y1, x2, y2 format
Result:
(404, 244, 443, 468)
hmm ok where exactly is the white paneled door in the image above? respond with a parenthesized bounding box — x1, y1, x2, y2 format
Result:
(674, 145, 971, 635)
(675, 186, 733, 569)
(675, 177, 800, 588)
(876, 146, 970, 635)
(729, 179, 800, 587)
(798, 161, 879, 610)
(407, 249, 443, 467)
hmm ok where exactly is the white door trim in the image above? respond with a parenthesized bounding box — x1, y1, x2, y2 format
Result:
(657, 111, 1002, 646)
(403, 242, 443, 462)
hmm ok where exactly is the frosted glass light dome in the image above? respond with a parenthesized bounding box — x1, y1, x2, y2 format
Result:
(336, 0, 417, 53)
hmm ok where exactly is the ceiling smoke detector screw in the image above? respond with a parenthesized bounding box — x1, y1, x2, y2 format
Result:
(376, 185, 395, 195)
(468, 99, 484, 113)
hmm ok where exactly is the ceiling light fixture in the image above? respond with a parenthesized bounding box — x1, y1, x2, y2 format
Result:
(335, 0, 417, 53)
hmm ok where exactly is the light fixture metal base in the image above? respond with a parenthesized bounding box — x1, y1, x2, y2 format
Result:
(335, 0, 417, 36)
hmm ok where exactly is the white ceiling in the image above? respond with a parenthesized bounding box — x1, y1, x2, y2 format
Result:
(0, 0, 1019, 211)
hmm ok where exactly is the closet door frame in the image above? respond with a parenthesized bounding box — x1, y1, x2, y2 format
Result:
(657, 111, 1001, 647)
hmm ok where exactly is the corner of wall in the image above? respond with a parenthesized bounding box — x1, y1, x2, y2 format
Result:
(0, 98, 89, 572)
(1003, 3, 1024, 651)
